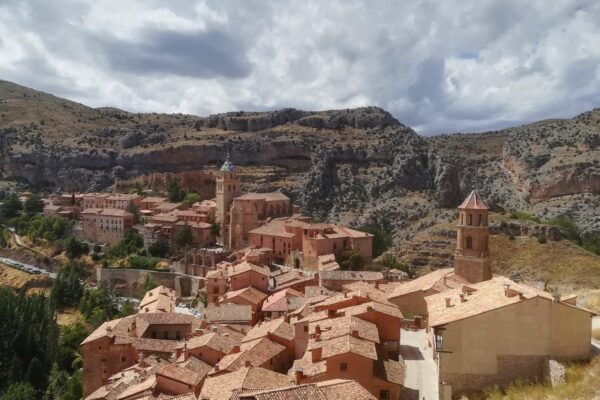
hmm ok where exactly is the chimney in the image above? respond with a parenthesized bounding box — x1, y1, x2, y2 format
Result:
(375, 281, 380, 289)
(503, 283, 510, 296)
(459, 293, 466, 303)
(244, 360, 251, 367)
(232, 345, 240, 353)
(445, 298, 452, 308)
(106, 325, 112, 332)
(295, 368, 304, 384)
(311, 347, 322, 362)
(553, 293, 561, 302)
(214, 364, 220, 372)
(443, 275, 447, 285)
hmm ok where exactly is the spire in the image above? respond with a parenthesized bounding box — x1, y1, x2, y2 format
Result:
(458, 190, 488, 210)
(220, 151, 236, 172)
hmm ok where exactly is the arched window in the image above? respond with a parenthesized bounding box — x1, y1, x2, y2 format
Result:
(460, 213, 463, 225)
(466, 236, 473, 249)
(468, 214, 473, 226)
(478, 214, 483, 226)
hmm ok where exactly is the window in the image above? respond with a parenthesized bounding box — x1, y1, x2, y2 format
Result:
(164, 332, 169, 339)
(466, 236, 473, 249)
(121, 356, 126, 363)
(340, 363, 348, 371)
(468, 214, 473, 225)
(176, 331, 181, 340)
(478, 214, 483, 226)
(303, 326, 308, 332)
(379, 390, 389, 399)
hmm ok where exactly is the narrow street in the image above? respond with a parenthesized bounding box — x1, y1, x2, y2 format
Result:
(400, 328, 439, 400)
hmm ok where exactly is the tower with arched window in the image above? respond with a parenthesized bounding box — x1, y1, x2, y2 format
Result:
(216, 152, 241, 247)
(454, 190, 492, 283)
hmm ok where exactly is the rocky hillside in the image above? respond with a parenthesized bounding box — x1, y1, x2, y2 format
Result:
(1, 80, 600, 240)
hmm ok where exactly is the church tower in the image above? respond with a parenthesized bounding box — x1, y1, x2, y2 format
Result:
(215, 153, 241, 248)
(453, 190, 492, 283)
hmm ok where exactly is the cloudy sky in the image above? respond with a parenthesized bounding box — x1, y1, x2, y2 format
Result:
(1, 0, 599, 134)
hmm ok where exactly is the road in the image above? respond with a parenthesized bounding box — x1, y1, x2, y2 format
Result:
(400, 328, 439, 400)
(0, 256, 57, 279)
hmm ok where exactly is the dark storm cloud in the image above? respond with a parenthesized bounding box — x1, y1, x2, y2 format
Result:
(1, 0, 599, 134)
(101, 29, 251, 79)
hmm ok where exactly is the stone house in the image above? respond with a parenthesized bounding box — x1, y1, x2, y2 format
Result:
(80, 208, 134, 244)
(426, 276, 595, 396)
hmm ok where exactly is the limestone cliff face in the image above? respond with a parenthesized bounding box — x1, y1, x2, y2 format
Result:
(502, 111, 600, 204)
(2, 80, 600, 238)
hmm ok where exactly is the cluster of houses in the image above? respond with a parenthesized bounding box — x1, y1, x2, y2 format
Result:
(80, 187, 596, 399)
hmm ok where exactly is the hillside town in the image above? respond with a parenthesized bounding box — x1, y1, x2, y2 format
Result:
(42, 157, 591, 400)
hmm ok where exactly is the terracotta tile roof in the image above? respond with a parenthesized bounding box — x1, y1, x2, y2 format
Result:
(315, 379, 376, 399)
(204, 324, 246, 344)
(242, 318, 295, 343)
(139, 285, 176, 313)
(374, 359, 406, 386)
(303, 286, 335, 298)
(160, 394, 196, 400)
(341, 301, 403, 320)
(205, 303, 253, 324)
(273, 270, 305, 286)
(157, 363, 204, 386)
(248, 220, 296, 238)
(214, 337, 286, 373)
(182, 333, 237, 355)
(319, 270, 383, 282)
(317, 254, 340, 272)
(234, 380, 377, 400)
(155, 202, 185, 211)
(200, 367, 291, 400)
(178, 356, 213, 378)
(425, 276, 593, 327)
(458, 190, 488, 210)
(220, 286, 267, 306)
(308, 334, 377, 360)
(206, 269, 226, 279)
(309, 315, 380, 343)
(133, 338, 181, 354)
(290, 352, 327, 378)
(387, 268, 457, 299)
(228, 261, 270, 277)
(261, 289, 303, 313)
(116, 375, 156, 400)
(151, 214, 180, 223)
(81, 316, 135, 345)
(135, 313, 203, 337)
(236, 192, 290, 202)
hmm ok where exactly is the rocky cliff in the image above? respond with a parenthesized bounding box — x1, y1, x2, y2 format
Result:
(1, 80, 600, 239)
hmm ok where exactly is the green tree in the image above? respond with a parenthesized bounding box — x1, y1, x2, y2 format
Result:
(57, 322, 88, 372)
(138, 274, 158, 299)
(168, 180, 185, 202)
(0, 192, 23, 220)
(358, 224, 393, 257)
(119, 300, 137, 317)
(78, 284, 119, 327)
(336, 250, 364, 271)
(24, 357, 44, 391)
(175, 223, 193, 248)
(0, 382, 37, 400)
(128, 254, 158, 269)
(43, 364, 68, 400)
(61, 370, 82, 400)
(148, 239, 170, 257)
(51, 262, 86, 308)
(132, 181, 144, 196)
(24, 193, 44, 215)
(183, 192, 200, 206)
(125, 200, 141, 224)
(107, 229, 144, 258)
(63, 236, 88, 259)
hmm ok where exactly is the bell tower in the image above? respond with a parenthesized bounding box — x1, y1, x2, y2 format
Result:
(215, 152, 241, 248)
(454, 190, 492, 283)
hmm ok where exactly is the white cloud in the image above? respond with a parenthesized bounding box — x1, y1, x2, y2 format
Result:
(0, 0, 598, 134)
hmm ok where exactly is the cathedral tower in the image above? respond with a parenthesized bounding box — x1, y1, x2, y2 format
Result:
(453, 190, 492, 283)
(215, 153, 241, 248)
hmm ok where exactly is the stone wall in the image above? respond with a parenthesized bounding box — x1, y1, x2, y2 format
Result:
(96, 268, 204, 297)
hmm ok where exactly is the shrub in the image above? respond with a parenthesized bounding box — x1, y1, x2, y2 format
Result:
(128, 255, 159, 270)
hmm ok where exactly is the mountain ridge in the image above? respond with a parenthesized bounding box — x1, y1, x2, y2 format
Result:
(1, 80, 599, 242)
